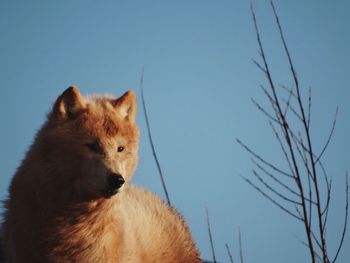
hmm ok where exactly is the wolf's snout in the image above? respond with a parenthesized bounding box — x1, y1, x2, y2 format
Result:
(108, 173, 125, 190)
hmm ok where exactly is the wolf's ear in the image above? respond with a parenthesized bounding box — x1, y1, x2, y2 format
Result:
(113, 90, 137, 122)
(53, 86, 86, 120)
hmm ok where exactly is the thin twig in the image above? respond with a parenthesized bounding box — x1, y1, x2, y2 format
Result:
(307, 87, 312, 130)
(252, 158, 316, 206)
(269, 121, 296, 177)
(293, 234, 323, 262)
(314, 159, 332, 234)
(281, 97, 303, 122)
(251, 159, 306, 201)
(252, 58, 267, 74)
(315, 107, 338, 165)
(242, 175, 302, 221)
(259, 85, 281, 123)
(206, 208, 217, 263)
(140, 67, 172, 206)
(300, 133, 313, 231)
(332, 172, 349, 263)
(321, 179, 332, 218)
(225, 243, 234, 263)
(251, 98, 280, 124)
(294, 207, 322, 250)
(238, 228, 244, 263)
(237, 139, 293, 178)
(283, 84, 294, 117)
(279, 84, 297, 99)
(252, 169, 302, 206)
(321, 173, 332, 235)
(322, 179, 332, 233)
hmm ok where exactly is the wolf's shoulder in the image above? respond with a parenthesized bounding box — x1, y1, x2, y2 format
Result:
(121, 184, 170, 210)
(117, 184, 184, 222)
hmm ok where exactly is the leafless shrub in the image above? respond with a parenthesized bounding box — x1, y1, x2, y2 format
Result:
(238, 2, 349, 263)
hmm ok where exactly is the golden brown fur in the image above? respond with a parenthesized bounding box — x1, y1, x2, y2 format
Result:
(2, 87, 201, 263)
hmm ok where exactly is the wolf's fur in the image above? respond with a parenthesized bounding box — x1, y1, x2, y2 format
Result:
(2, 87, 200, 263)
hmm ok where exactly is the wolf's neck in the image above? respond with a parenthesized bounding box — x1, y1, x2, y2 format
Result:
(48, 196, 118, 232)
(45, 198, 122, 262)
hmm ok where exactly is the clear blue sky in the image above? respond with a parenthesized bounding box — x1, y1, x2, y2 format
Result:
(1, 1, 349, 262)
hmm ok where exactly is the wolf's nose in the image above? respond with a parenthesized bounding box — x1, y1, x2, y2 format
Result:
(108, 173, 125, 189)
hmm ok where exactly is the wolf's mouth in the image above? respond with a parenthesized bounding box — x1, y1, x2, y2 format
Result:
(100, 184, 125, 198)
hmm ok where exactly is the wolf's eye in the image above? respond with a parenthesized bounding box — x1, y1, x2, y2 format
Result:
(117, 146, 125, 153)
(85, 141, 104, 155)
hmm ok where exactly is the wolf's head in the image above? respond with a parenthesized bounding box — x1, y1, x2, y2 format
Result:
(37, 86, 139, 200)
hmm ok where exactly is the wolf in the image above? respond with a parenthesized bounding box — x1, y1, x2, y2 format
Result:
(2, 86, 201, 263)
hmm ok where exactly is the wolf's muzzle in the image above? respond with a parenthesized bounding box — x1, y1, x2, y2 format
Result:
(107, 173, 125, 190)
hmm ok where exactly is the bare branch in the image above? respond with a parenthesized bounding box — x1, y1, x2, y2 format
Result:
(250, 2, 322, 262)
(225, 243, 234, 263)
(315, 107, 338, 165)
(259, 85, 282, 122)
(321, 174, 332, 217)
(251, 98, 280, 124)
(281, 97, 303, 122)
(293, 234, 322, 262)
(300, 133, 313, 231)
(322, 176, 332, 234)
(288, 130, 312, 179)
(310, 230, 324, 252)
(252, 169, 302, 206)
(307, 87, 312, 130)
(333, 172, 349, 263)
(237, 139, 293, 178)
(294, 206, 320, 256)
(238, 228, 244, 263)
(322, 179, 332, 234)
(242, 175, 303, 221)
(271, 1, 329, 260)
(312, 158, 332, 234)
(290, 129, 332, 198)
(278, 84, 297, 99)
(252, 2, 307, 207)
(282, 84, 294, 117)
(252, 58, 267, 74)
(270, 0, 299, 92)
(251, 159, 302, 199)
(259, 85, 275, 105)
(269, 121, 296, 177)
(206, 208, 217, 263)
(140, 67, 172, 206)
